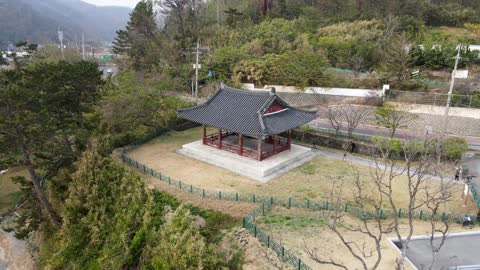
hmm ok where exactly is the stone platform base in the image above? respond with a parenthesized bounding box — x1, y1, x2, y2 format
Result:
(177, 140, 318, 182)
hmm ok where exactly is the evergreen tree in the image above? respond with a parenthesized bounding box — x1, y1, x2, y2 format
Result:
(113, 0, 158, 70)
(145, 205, 220, 269)
(45, 147, 151, 269)
(0, 61, 102, 228)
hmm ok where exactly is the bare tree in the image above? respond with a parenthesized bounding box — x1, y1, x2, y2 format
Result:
(304, 170, 392, 270)
(343, 104, 370, 138)
(369, 138, 455, 270)
(320, 105, 343, 135)
(374, 103, 417, 138)
(424, 167, 457, 270)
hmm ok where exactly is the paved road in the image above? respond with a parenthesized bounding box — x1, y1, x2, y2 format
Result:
(310, 119, 480, 150)
(397, 232, 480, 269)
(310, 147, 456, 183)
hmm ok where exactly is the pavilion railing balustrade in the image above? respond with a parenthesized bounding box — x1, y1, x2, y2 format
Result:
(204, 132, 290, 160)
(203, 131, 234, 146)
(262, 137, 290, 160)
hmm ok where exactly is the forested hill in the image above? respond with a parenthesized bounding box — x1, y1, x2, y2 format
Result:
(0, 0, 131, 49)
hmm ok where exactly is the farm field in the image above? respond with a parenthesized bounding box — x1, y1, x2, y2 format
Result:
(0, 167, 28, 214)
(127, 127, 477, 214)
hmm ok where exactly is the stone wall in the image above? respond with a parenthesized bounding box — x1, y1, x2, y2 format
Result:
(291, 129, 376, 155)
(316, 105, 480, 137)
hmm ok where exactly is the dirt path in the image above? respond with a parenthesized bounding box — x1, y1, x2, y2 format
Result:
(0, 230, 35, 270)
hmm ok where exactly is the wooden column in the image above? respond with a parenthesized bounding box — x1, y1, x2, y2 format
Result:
(202, 125, 206, 144)
(273, 134, 277, 154)
(257, 136, 263, 161)
(287, 130, 291, 150)
(238, 134, 243, 156)
(218, 128, 222, 149)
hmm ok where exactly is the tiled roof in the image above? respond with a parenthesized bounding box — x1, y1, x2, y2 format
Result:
(177, 85, 318, 136)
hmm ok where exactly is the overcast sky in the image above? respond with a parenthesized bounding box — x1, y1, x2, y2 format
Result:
(82, 0, 140, 8)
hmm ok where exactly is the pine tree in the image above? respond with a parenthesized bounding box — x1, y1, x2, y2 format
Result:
(112, 0, 158, 69)
(46, 147, 151, 269)
(145, 205, 220, 269)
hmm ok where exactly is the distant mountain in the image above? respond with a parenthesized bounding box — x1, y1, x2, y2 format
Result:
(0, 0, 131, 49)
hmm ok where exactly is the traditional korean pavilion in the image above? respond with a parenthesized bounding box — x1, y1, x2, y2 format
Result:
(177, 84, 317, 161)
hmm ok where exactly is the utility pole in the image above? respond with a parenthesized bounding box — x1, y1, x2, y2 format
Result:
(194, 39, 200, 104)
(441, 45, 462, 137)
(82, 33, 85, 61)
(58, 27, 65, 60)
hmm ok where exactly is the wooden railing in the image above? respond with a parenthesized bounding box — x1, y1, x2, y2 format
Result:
(203, 131, 232, 146)
(262, 137, 290, 160)
(203, 133, 290, 160)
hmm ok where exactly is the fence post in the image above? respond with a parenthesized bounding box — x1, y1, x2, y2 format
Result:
(236, 193, 238, 201)
(159, 172, 161, 179)
(281, 246, 285, 258)
(168, 177, 171, 185)
(267, 235, 270, 248)
(179, 181, 182, 189)
(254, 225, 257, 237)
(288, 197, 292, 208)
(398, 209, 402, 218)
(326, 201, 329, 210)
(307, 199, 310, 209)
(270, 196, 273, 205)
(253, 194, 256, 203)
(420, 210, 423, 220)
(344, 203, 348, 212)
(203, 189, 205, 198)
(243, 217, 246, 228)
(380, 210, 383, 219)
(262, 203, 265, 215)
(298, 259, 301, 270)
(441, 212, 446, 221)
(219, 191, 222, 199)
(190, 185, 193, 193)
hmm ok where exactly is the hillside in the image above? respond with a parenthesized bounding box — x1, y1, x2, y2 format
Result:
(0, 0, 131, 49)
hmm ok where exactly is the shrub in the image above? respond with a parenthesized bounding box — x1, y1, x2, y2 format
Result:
(441, 137, 468, 161)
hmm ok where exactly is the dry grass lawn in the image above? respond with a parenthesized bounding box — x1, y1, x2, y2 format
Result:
(256, 207, 479, 270)
(128, 127, 477, 214)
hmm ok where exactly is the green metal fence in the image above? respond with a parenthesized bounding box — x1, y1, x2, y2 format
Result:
(243, 199, 312, 270)
(121, 147, 477, 224)
(467, 177, 480, 209)
(120, 131, 479, 270)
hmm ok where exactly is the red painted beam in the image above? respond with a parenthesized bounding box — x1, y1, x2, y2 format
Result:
(238, 134, 243, 155)
(257, 136, 263, 161)
(202, 125, 206, 144)
(218, 128, 222, 149)
(287, 130, 291, 150)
